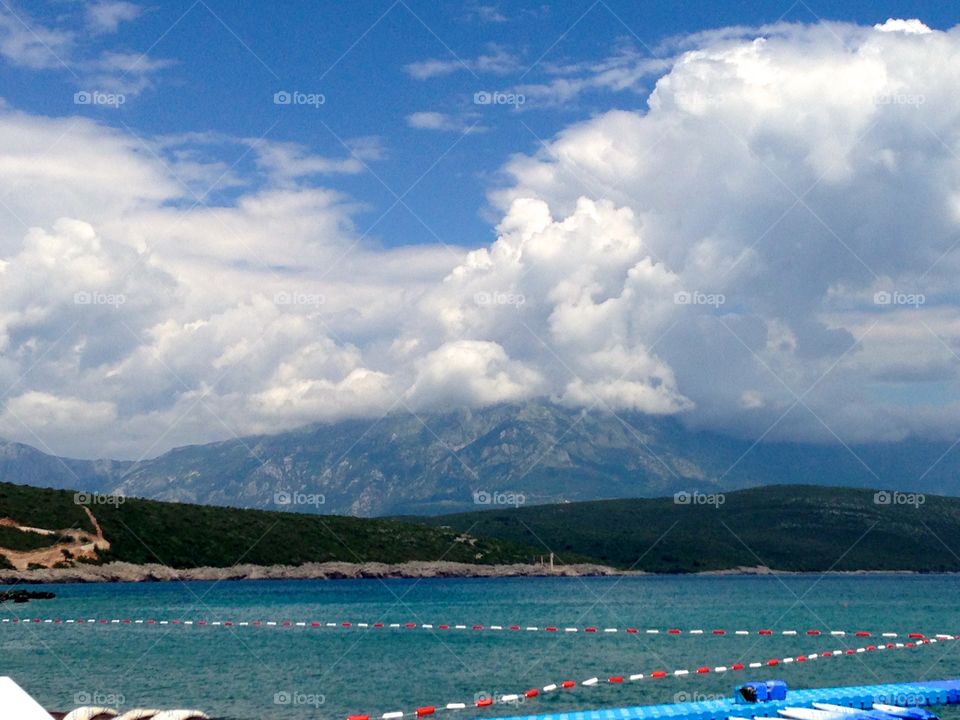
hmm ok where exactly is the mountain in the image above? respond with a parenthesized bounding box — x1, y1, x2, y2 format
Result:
(0, 439, 129, 493)
(413, 484, 960, 573)
(2, 401, 960, 517)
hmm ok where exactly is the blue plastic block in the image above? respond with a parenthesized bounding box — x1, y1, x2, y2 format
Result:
(734, 682, 769, 704)
(766, 681, 788, 701)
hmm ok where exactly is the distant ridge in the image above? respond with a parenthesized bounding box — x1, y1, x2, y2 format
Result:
(3, 401, 960, 516)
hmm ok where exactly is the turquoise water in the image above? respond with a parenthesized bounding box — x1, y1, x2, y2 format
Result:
(2, 575, 960, 720)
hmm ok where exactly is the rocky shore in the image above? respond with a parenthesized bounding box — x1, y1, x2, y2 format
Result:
(0, 560, 638, 584)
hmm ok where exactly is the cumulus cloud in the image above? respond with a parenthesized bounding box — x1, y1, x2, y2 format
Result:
(4, 18, 960, 458)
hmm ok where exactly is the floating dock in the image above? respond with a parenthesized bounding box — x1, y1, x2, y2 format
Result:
(488, 680, 960, 720)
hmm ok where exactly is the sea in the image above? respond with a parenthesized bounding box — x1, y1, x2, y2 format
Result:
(2, 575, 960, 720)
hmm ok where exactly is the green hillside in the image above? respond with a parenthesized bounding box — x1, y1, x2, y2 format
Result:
(4, 482, 957, 574)
(413, 485, 960, 572)
(0, 482, 545, 569)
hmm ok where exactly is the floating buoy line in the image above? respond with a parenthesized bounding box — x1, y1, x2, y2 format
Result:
(3, 617, 953, 720)
(345, 635, 956, 720)
(0, 617, 940, 639)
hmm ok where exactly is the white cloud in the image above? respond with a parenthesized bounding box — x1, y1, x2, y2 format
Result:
(86, 1, 143, 34)
(4, 18, 960, 457)
(464, 4, 507, 23)
(408, 111, 455, 130)
(0, 7, 72, 69)
(250, 140, 375, 185)
(492, 18, 960, 443)
(406, 340, 544, 408)
(875, 18, 932, 34)
(0, 392, 117, 446)
(0, 4, 168, 95)
(405, 44, 519, 80)
(406, 111, 486, 133)
(517, 48, 671, 106)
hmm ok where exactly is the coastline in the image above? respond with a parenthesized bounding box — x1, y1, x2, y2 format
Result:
(0, 561, 932, 584)
(0, 560, 637, 584)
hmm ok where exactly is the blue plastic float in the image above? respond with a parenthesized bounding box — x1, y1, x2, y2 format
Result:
(487, 679, 960, 720)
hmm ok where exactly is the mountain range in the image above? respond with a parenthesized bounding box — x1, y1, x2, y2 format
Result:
(2, 401, 959, 516)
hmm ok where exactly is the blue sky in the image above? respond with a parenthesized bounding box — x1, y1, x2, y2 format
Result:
(4, 1, 960, 458)
(7, 1, 960, 252)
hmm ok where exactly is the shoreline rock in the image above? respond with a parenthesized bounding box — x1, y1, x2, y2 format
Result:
(0, 561, 938, 585)
(0, 560, 641, 584)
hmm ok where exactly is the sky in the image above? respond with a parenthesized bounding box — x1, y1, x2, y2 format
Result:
(2, 1, 960, 459)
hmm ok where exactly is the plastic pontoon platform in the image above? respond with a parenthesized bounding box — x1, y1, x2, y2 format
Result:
(488, 680, 960, 720)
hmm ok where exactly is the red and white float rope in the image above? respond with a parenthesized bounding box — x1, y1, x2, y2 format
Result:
(0, 617, 938, 639)
(344, 634, 958, 720)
